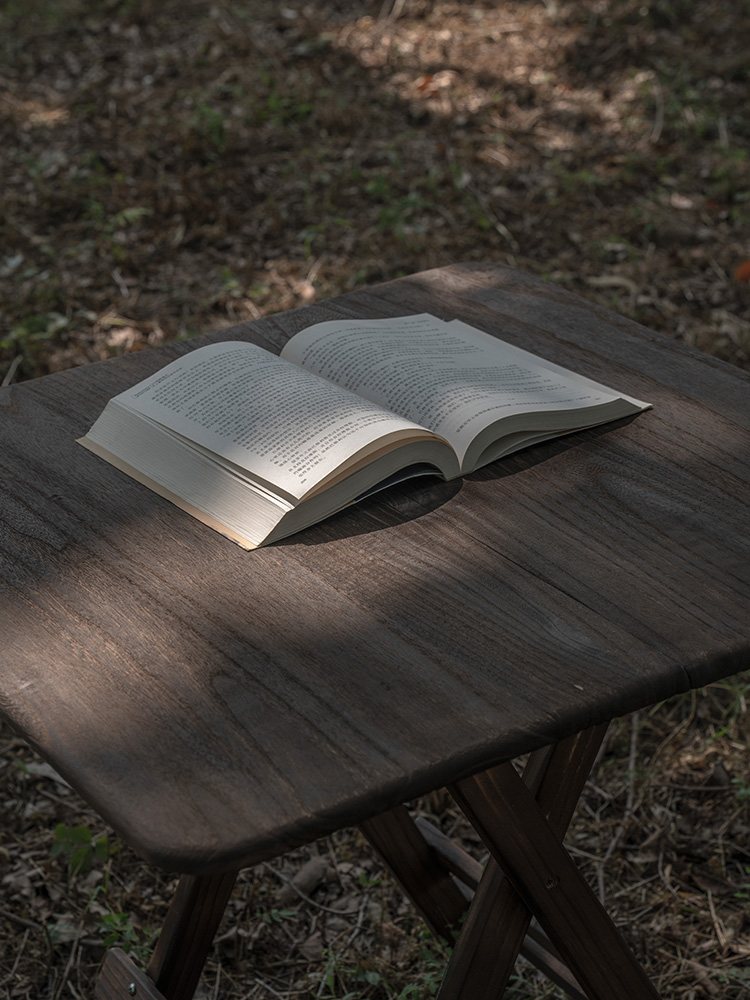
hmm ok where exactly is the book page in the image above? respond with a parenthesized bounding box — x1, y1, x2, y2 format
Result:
(111, 341, 434, 501)
(282, 315, 635, 466)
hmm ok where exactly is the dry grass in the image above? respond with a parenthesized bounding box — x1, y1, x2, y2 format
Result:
(1, 1, 749, 997)
(1, 0, 749, 381)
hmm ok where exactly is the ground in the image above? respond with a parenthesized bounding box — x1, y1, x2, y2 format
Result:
(1, 0, 749, 379)
(1, 1, 749, 998)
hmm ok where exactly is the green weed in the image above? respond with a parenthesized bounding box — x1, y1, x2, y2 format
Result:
(396, 938, 449, 997)
(317, 950, 383, 1000)
(111, 206, 153, 229)
(260, 907, 297, 925)
(49, 823, 156, 962)
(709, 149, 749, 204)
(96, 911, 157, 964)
(190, 103, 227, 153)
(2, 311, 69, 377)
(50, 822, 118, 877)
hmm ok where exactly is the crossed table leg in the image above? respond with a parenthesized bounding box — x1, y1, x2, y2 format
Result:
(96, 724, 659, 1000)
(362, 722, 659, 999)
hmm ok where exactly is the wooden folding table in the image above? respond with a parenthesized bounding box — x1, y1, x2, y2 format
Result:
(1, 264, 748, 999)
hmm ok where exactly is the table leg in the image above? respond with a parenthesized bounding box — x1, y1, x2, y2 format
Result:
(95, 948, 169, 1000)
(358, 741, 568, 944)
(436, 726, 604, 1000)
(448, 729, 660, 1000)
(360, 729, 605, 999)
(360, 802, 468, 939)
(95, 870, 237, 1000)
(414, 815, 586, 999)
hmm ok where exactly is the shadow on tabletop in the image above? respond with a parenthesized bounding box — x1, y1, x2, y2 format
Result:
(278, 416, 639, 547)
(1, 265, 748, 878)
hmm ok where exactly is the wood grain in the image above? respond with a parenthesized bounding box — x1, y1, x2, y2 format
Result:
(0, 263, 748, 873)
(146, 872, 237, 1000)
(360, 804, 468, 939)
(440, 727, 605, 999)
(95, 948, 167, 1000)
(451, 759, 660, 999)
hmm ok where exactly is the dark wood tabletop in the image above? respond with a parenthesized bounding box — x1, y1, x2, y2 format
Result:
(1, 263, 748, 876)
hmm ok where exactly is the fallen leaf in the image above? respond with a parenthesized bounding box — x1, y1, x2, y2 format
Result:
(277, 854, 331, 904)
(297, 930, 323, 961)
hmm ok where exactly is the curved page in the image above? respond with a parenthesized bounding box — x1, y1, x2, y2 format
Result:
(102, 341, 436, 502)
(283, 315, 650, 469)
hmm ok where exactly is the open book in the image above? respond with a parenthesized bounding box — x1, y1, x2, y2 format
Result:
(78, 314, 650, 548)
